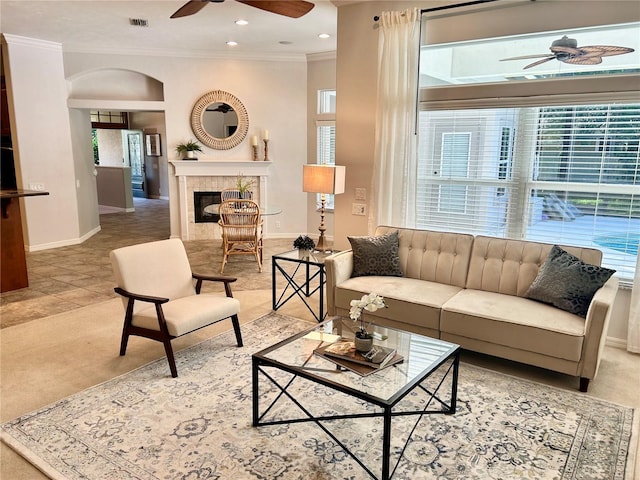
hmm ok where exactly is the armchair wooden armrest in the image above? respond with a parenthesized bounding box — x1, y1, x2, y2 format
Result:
(192, 273, 238, 296)
(114, 287, 169, 305)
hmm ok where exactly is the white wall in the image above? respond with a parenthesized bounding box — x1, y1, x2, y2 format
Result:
(63, 53, 309, 239)
(306, 53, 337, 242)
(96, 129, 124, 166)
(2, 35, 82, 250)
(68, 107, 100, 237)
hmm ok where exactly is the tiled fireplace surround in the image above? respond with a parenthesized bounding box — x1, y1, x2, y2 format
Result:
(171, 160, 272, 241)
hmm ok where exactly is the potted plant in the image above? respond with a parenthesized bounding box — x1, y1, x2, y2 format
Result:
(175, 139, 203, 159)
(349, 293, 387, 352)
(236, 174, 255, 198)
(293, 235, 316, 259)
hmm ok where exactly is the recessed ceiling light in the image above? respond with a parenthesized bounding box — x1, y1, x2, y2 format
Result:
(235, 19, 248, 26)
(318, 33, 330, 39)
(226, 41, 238, 47)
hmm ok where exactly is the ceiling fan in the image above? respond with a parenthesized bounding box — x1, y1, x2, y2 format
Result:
(500, 35, 635, 70)
(170, 0, 315, 19)
(207, 104, 234, 113)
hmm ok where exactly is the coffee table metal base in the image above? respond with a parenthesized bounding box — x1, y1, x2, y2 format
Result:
(252, 351, 460, 480)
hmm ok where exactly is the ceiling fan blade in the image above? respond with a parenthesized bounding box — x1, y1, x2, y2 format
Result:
(523, 57, 555, 69)
(170, 0, 210, 19)
(581, 45, 635, 57)
(236, 1, 314, 18)
(500, 53, 553, 61)
(563, 56, 603, 66)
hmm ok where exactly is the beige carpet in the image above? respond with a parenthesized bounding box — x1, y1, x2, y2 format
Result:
(2, 312, 636, 479)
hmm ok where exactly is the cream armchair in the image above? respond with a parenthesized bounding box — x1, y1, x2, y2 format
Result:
(110, 238, 243, 377)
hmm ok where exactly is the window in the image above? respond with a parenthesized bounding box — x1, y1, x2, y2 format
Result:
(318, 89, 336, 114)
(416, 23, 640, 280)
(417, 104, 639, 280)
(316, 89, 337, 210)
(90, 111, 129, 129)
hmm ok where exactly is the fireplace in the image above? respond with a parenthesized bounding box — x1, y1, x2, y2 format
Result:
(194, 191, 221, 223)
(170, 160, 272, 241)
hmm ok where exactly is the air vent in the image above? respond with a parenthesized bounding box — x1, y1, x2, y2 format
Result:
(129, 18, 149, 27)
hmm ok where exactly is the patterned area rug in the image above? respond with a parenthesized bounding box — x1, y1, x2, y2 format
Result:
(1, 313, 635, 480)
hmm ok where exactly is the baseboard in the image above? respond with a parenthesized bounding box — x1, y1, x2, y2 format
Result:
(605, 336, 628, 349)
(26, 225, 102, 252)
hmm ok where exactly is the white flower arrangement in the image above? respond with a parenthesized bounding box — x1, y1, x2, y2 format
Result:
(349, 293, 386, 337)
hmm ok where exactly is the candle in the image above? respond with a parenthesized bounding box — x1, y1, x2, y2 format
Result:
(263, 130, 269, 141)
(251, 135, 258, 146)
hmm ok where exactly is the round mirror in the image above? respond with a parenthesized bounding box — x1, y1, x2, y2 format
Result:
(191, 90, 248, 150)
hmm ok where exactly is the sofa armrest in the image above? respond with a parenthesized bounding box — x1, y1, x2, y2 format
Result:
(580, 275, 619, 381)
(325, 250, 354, 316)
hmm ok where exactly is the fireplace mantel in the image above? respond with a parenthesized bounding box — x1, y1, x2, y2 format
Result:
(170, 160, 272, 177)
(171, 160, 273, 240)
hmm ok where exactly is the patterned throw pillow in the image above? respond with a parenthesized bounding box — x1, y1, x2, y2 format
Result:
(525, 245, 615, 317)
(348, 231, 403, 278)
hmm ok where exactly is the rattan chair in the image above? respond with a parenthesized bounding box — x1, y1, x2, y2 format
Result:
(110, 238, 243, 377)
(218, 199, 263, 273)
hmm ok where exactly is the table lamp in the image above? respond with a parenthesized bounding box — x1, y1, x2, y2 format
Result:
(303, 164, 346, 252)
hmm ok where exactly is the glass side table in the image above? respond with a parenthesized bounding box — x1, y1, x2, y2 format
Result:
(271, 249, 336, 322)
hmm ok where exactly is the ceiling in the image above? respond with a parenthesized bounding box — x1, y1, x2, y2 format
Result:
(0, 0, 338, 58)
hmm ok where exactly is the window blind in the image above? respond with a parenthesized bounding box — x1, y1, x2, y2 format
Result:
(416, 104, 639, 280)
(317, 120, 336, 209)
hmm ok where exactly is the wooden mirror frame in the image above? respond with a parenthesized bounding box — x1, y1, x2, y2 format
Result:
(191, 90, 249, 150)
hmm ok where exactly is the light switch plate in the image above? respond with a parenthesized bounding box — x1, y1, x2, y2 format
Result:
(352, 203, 366, 216)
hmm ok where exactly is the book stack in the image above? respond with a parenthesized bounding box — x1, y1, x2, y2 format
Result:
(314, 340, 403, 376)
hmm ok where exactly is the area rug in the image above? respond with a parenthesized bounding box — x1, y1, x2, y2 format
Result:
(1, 313, 635, 480)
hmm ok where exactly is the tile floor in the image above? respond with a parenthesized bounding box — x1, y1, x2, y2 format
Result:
(0, 198, 288, 329)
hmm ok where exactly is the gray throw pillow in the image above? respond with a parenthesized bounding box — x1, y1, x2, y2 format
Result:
(525, 245, 615, 317)
(348, 231, 403, 278)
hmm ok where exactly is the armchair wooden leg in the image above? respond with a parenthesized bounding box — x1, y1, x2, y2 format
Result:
(163, 340, 178, 378)
(119, 328, 130, 356)
(231, 314, 243, 347)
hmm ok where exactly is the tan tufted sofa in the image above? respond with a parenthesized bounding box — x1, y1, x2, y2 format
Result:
(325, 226, 619, 392)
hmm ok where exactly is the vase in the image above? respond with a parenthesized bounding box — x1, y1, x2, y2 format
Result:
(187, 150, 195, 159)
(354, 335, 373, 353)
(298, 248, 311, 259)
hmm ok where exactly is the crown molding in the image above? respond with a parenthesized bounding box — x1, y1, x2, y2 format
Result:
(1, 34, 62, 52)
(307, 51, 337, 62)
(62, 44, 310, 63)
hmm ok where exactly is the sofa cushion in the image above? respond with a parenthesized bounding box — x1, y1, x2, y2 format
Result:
(348, 231, 403, 277)
(441, 289, 585, 362)
(524, 245, 615, 317)
(334, 276, 462, 333)
(375, 226, 474, 287)
(466, 236, 604, 297)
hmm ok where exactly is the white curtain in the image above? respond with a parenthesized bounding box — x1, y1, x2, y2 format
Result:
(369, 8, 420, 233)
(629, 255, 640, 353)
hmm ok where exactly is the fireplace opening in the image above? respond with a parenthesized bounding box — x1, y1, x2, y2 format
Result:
(194, 191, 222, 223)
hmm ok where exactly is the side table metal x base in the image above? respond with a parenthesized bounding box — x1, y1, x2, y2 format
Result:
(272, 254, 326, 322)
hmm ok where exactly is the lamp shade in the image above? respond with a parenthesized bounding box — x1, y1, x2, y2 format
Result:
(302, 165, 346, 195)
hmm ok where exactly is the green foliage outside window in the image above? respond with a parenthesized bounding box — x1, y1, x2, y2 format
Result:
(92, 129, 99, 165)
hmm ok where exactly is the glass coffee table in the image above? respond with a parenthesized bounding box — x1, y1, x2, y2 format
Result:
(252, 316, 460, 480)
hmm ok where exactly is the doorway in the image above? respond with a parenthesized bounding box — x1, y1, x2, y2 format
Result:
(123, 129, 146, 198)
